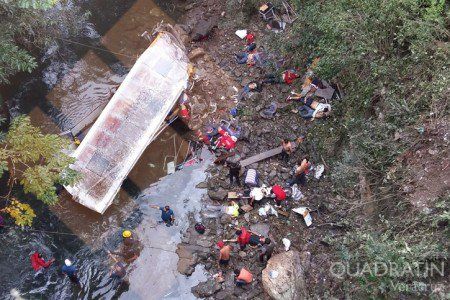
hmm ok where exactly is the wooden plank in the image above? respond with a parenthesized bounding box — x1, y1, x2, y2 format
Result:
(240, 141, 299, 167)
(240, 146, 283, 167)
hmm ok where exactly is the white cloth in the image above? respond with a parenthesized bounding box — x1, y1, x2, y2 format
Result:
(312, 103, 331, 118)
(235, 29, 248, 39)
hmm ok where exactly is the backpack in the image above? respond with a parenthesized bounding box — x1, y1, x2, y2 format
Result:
(194, 223, 206, 234)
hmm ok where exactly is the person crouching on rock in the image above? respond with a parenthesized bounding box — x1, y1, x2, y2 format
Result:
(259, 238, 275, 264)
(234, 268, 253, 287)
(217, 241, 233, 268)
(150, 205, 175, 227)
(280, 139, 293, 163)
(248, 233, 269, 248)
(288, 156, 311, 186)
(271, 184, 287, 207)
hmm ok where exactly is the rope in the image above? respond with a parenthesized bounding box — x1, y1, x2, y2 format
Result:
(1, 225, 78, 236)
(55, 37, 137, 60)
(3, 226, 177, 252)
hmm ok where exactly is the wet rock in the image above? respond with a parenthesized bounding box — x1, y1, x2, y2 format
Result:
(204, 262, 213, 270)
(178, 260, 195, 276)
(189, 48, 206, 61)
(269, 169, 277, 178)
(196, 181, 208, 189)
(184, 2, 195, 10)
(220, 214, 232, 225)
(262, 250, 308, 300)
(215, 290, 233, 300)
(192, 280, 222, 298)
(173, 24, 190, 45)
(208, 188, 228, 201)
(197, 238, 213, 248)
(190, 16, 219, 42)
(176, 244, 198, 276)
(250, 223, 270, 237)
(244, 213, 250, 222)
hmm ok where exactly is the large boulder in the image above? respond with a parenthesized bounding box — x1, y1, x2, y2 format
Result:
(208, 187, 228, 201)
(191, 280, 222, 298)
(262, 250, 308, 300)
(190, 16, 219, 41)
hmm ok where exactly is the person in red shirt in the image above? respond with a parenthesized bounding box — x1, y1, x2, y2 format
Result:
(263, 69, 300, 85)
(272, 184, 287, 207)
(30, 252, 55, 271)
(179, 104, 190, 121)
(215, 127, 237, 151)
(196, 130, 211, 145)
(225, 226, 253, 250)
(245, 33, 254, 45)
(282, 69, 300, 84)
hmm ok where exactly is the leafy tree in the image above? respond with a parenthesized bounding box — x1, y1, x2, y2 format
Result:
(0, 0, 88, 83)
(0, 116, 79, 226)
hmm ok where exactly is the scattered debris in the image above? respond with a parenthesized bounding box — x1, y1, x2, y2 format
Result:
(282, 238, 291, 251)
(292, 207, 313, 226)
(291, 184, 304, 201)
(235, 29, 247, 39)
(314, 164, 324, 179)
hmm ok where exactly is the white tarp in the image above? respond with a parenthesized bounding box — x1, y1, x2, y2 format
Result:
(65, 32, 189, 213)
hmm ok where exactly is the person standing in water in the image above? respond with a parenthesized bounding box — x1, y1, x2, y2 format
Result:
(109, 230, 142, 264)
(61, 259, 80, 285)
(150, 205, 175, 226)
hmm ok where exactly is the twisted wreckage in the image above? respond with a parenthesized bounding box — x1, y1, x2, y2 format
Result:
(65, 31, 189, 213)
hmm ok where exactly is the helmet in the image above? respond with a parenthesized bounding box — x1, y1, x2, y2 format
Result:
(122, 230, 132, 238)
(64, 259, 72, 266)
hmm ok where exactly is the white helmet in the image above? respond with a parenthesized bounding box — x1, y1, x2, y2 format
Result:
(64, 259, 72, 266)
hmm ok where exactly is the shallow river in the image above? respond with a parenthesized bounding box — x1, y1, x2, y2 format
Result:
(0, 0, 209, 298)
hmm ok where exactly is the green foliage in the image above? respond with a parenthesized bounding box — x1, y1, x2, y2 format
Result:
(0, 116, 79, 224)
(0, 0, 89, 83)
(274, 0, 449, 193)
(2, 199, 36, 227)
(271, 0, 449, 297)
(12, 0, 58, 10)
(337, 231, 447, 297)
(0, 0, 59, 82)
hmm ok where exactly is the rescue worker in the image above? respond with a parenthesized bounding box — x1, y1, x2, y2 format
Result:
(62, 259, 80, 285)
(109, 230, 142, 264)
(150, 205, 175, 226)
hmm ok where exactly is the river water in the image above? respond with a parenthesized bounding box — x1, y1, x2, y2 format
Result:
(0, 0, 209, 298)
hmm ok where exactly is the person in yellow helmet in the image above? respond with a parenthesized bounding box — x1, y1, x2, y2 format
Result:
(109, 230, 141, 264)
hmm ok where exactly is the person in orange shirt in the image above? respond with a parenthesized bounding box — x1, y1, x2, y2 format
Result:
(234, 268, 253, 286)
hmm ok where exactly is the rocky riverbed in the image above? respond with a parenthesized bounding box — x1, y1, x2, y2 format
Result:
(168, 0, 346, 298)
